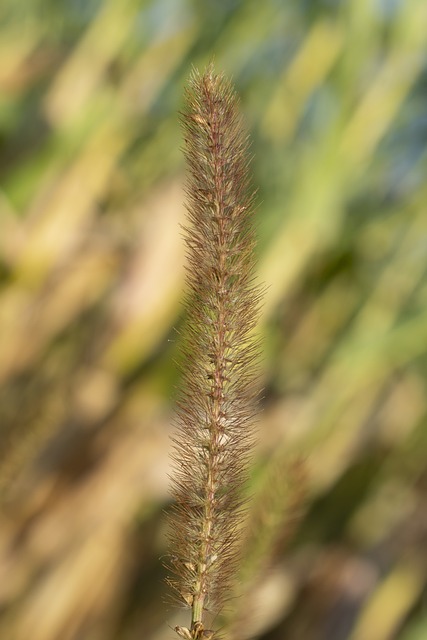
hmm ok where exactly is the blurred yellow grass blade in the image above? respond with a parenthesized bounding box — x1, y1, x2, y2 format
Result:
(269, 194, 426, 489)
(118, 23, 197, 115)
(0, 248, 116, 384)
(283, 277, 360, 380)
(44, 0, 196, 128)
(332, 198, 426, 362)
(259, 1, 426, 321)
(299, 304, 427, 494)
(349, 471, 418, 550)
(341, 59, 425, 168)
(0, 27, 41, 94)
(306, 385, 382, 491)
(103, 180, 186, 375)
(262, 21, 344, 143)
(11, 526, 126, 640)
(44, 0, 142, 126)
(308, 367, 424, 493)
(349, 556, 426, 640)
(15, 117, 130, 285)
(0, 391, 169, 638)
(259, 129, 349, 319)
(287, 195, 426, 382)
(16, 23, 195, 286)
(308, 253, 425, 439)
(338, 0, 387, 92)
(341, 0, 427, 165)
(0, 190, 22, 264)
(212, 0, 280, 72)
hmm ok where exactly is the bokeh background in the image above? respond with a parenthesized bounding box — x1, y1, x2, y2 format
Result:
(1, 1, 427, 639)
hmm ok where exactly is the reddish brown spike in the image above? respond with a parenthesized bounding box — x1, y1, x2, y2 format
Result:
(166, 65, 262, 639)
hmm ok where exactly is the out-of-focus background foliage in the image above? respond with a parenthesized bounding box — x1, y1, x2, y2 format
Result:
(1, 1, 426, 639)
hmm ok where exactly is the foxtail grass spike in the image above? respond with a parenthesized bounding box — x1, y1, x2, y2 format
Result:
(166, 65, 262, 640)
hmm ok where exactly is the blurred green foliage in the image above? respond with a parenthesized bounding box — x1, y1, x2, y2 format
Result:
(0, 1, 426, 639)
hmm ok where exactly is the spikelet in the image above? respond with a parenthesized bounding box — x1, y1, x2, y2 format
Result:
(166, 65, 262, 639)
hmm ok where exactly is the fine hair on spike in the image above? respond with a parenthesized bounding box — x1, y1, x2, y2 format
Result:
(165, 64, 262, 640)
